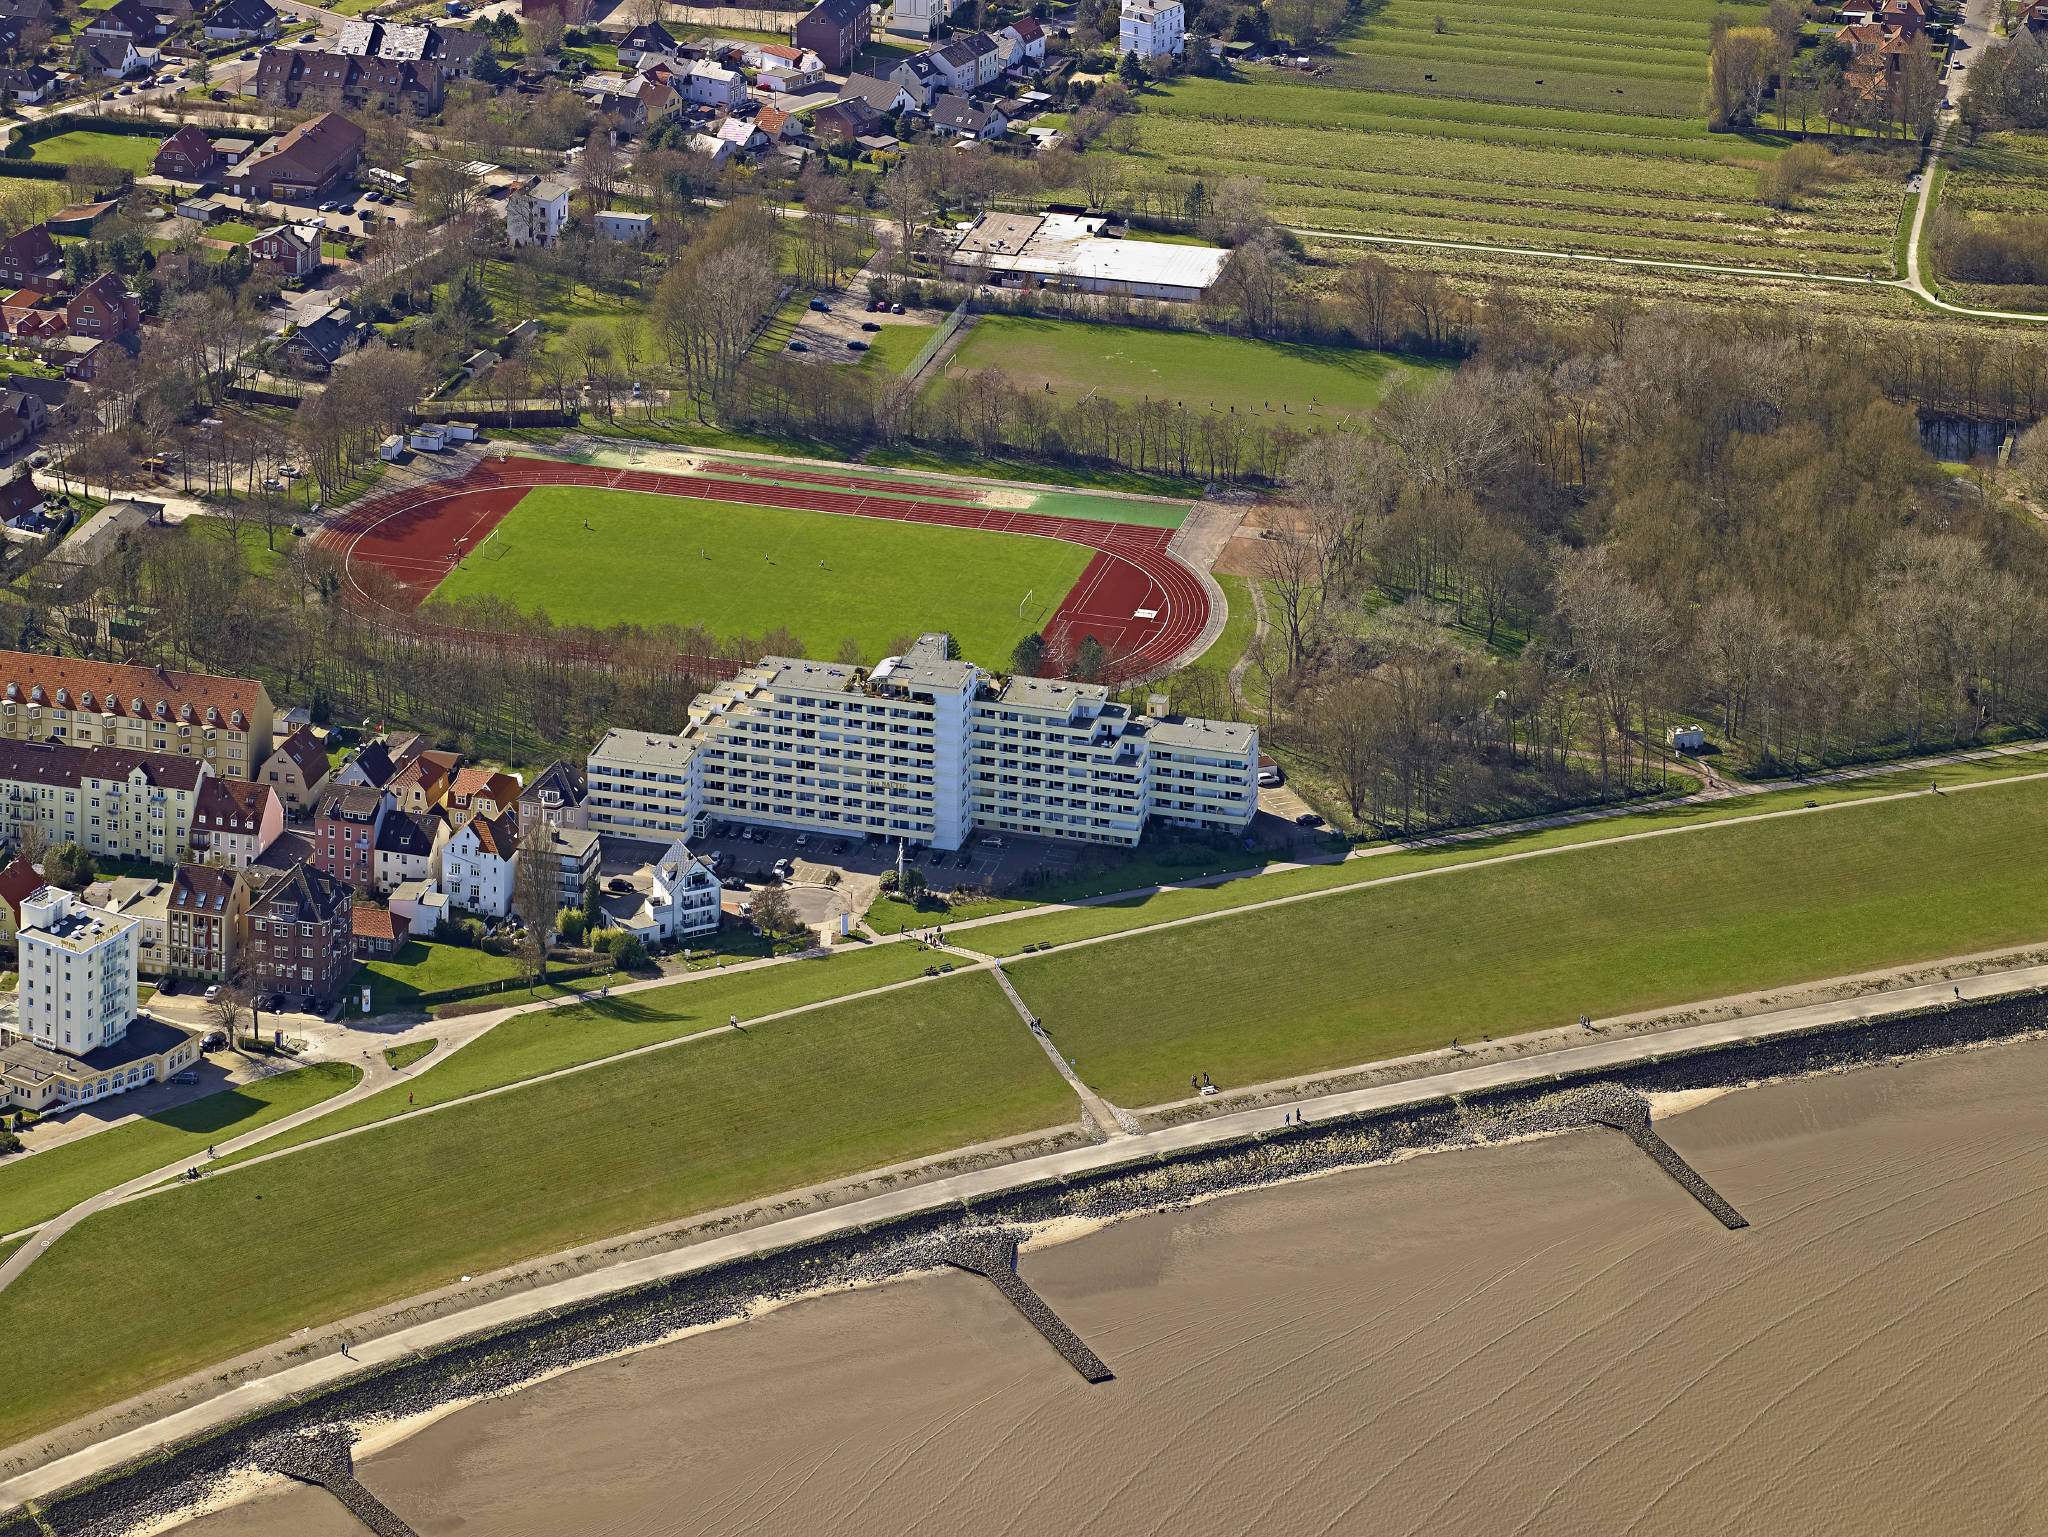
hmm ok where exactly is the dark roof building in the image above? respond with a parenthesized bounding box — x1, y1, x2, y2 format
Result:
(794, 0, 868, 71)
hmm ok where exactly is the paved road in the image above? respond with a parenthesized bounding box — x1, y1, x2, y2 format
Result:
(6, 949, 2044, 1514)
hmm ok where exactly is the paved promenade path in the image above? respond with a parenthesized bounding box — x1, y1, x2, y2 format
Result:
(5, 952, 2043, 1516)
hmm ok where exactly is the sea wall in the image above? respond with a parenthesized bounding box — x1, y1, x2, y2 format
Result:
(12, 986, 2048, 1536)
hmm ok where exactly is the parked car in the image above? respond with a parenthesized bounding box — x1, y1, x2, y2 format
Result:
(861, 321, 880, 331)
(1256, 765, 1282, 787)
(159, 977, 178, 996)
(1294, 811, 1324, 827)
(240, 49, 256, 58)
(171, 1070, 200, 1085)
(891, 303, 905, 314)
(808, 297, 829, 311)
(788, 340, 808, 352)
(847, 340, 868, 351)
(203, 984, 222, 1002)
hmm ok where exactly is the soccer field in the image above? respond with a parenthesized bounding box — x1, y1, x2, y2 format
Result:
(938, 317, 1439, 422)
(426, 486, 1096, 666)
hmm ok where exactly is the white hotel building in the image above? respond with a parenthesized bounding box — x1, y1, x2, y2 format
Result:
(17, 886, 138, 1056)
(586, 633, 1257, 851)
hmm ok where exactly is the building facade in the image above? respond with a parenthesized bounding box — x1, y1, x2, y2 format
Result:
(0, 653, 272, 776)
(245, 861, 353, 1006)
(441, 810, 516, 917)
(257, 725, 332, 811)
(16, 885, 137, 1056)
(188, 775, 282, 868)
(587, 632, 1257, 852)
(166, 862, 247, 982)
(1119, 0, 1184, 56)
(313, 784, 390, 892)
(505, 178, 570, 248)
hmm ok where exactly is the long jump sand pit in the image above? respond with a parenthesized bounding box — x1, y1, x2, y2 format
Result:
(173, 1032, 2048, 1536)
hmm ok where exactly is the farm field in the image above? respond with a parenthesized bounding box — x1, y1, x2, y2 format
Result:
(426, 484, 1095, 665)
(1117, 0, 1913, 274)
(1002, 773, 2048, 1107)
(0, 972, 1075, 1451)
(0, 1063, 358, 1239)
(1929, 131, 2048, 310)
(936, 315, 1441, 420)
(21, 130, 160, 172)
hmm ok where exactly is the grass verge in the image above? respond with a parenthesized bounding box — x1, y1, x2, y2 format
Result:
(382, 1040, 435, 1071)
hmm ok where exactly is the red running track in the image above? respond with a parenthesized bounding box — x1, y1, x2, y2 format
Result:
(317, 457, 1211, 679)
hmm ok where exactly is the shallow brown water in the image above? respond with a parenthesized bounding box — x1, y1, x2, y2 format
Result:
(176, 1038, 2048, 1536)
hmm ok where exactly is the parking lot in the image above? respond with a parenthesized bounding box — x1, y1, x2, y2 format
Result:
(692, 822, 1087, 907)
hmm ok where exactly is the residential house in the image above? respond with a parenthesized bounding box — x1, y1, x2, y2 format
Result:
(996, 16, 1045, 67)
(884, 50, 945, 105)
(82, 0, 163, 45)
(811, 96, 879, 141)
(248, 222, 321, 276)
(0, 655, 271, 775)
(371, 805, 444, 893)
(441, 809, 516, 917)
(688, 131, 736, 165)
(0, 0, 56, 28)
(188, 775, 281, 869)
(65, 271, 138, 346)
(335, 737, 400, 789)
(258, 726, 332, 812)
(312, 784, 390, 892)
(93, 874, 167, 978)
(0, 67, 59, 105)
(596, 209, 654, 242)
(387, 876, 446, 936)
(594, 833, 720, 943)
(633, 73, 681, 119)
(504, 176, 570, 248)
(755, 41, 823, 69)
(756, 64, 824, 93)
(0, 471, 44, 525)
(618, 19, 676, 65)
(245, 860, 354, 1007)
(1120, 0, 1184, 57)
(794, 0, 868, 71)
(715, 114, 766, 151)
(518, 761, 587, 834)
(933, 31, 999, 92)
(55, 337, 112, 382)
(13, 885, 141, 1063)
(682, 61, 745, 106)
(385, 751, 455, 815)
(543, 824, 600, 910)
(447, 766, 519, 827)
(839, 72, 915, 115)
(929, 92, 1005, 138)
(0, 388, 43, 452)
(165, 861, 246, 981)
(276, 304, 361, 372)
(154, 124, 221, 182)
(254, 48, 444, 113)
(202, 0, 278, 40)
(0, 226, 57, 290)
(351, 903, 408, 958)
(225, 111, 365, 202)
(75, 38, 147, 78)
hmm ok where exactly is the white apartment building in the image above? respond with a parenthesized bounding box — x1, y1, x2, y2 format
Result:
(1120, 0, 1185, 57)
(585, 633, 1257, 852)
(16, 886, 138, 1057)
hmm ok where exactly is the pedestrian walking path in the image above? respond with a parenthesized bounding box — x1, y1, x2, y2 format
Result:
(988, 964, 1134, 1139)
(8, 950, 2042, 1516)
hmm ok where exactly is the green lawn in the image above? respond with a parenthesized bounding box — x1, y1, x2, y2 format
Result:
(206, 221, 261, 243)
(937, 316, 1439, 423)
(350, 939, 530, 1014)
(0, 972, 1074, 1449)
(188, 515, 297, 578)
(21, 130, 159, 172)
(218, 944, 951, 1165)
(855, 322, 937, 374)
(0, 1064, 359, 1239)
(1002, 774, 2048, 1106)
(428, 485, 1097, 667)
(978, 751, 2048, 958)
(865, 893, 1035, 935)
(382, 1039, 436, 1071)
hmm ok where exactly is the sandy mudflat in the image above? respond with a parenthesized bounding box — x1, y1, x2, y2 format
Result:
(175, 1036, 2048, 1536)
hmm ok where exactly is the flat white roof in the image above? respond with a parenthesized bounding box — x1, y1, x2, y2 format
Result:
(953, 211, 1230, 291)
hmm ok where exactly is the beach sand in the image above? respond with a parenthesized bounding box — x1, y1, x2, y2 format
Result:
(174, 1034, 2048, 1536)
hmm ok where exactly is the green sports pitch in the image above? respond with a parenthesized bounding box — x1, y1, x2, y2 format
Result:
(426, 486, 1096, 665)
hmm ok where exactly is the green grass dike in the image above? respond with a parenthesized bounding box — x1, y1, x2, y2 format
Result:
(0, 972, 1071, 1451)
(0, 1063, 360, 1239)
(1000, 773, 2048, 1107)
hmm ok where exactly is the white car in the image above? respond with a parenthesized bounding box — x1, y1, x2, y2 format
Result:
(1256, 765, 1282, 787)
(204, 984, 222, 1002)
